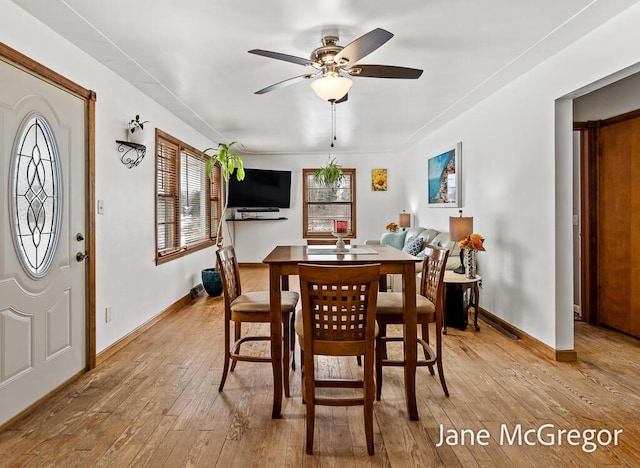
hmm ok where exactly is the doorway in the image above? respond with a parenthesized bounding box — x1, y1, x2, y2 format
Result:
(0, 44, 96, 427)
(577, 110, 640, 339)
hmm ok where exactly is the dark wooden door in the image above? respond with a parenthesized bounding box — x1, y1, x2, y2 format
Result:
(598, 116, 640, 337)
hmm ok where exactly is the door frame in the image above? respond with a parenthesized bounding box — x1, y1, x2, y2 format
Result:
(574, 121, 597, 326)
(0, 42, 97, 369)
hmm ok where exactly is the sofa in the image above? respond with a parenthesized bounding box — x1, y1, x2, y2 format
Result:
(366, 227, 461, 291)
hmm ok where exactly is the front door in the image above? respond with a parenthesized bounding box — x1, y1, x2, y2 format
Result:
(0, 58, 86, 425)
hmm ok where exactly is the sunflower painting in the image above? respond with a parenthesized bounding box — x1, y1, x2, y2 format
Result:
(371, 168, 387, 191)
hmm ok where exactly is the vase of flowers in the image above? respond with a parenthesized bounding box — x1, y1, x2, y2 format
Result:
(385, 222, 399, 232)
(459, 233, 485, 279)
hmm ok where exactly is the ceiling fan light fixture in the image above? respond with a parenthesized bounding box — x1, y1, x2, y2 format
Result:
(310, 75, 353, 102)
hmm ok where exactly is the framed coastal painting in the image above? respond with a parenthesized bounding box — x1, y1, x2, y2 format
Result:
(371, 168, 387, 191)
(427, 142, 461, 207)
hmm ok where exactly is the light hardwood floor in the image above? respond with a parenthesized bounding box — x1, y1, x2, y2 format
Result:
(1, 266, 639, 467)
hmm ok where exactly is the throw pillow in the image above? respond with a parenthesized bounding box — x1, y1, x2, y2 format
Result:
(403, 236, 424, 256)
(381, 231, 407, 250)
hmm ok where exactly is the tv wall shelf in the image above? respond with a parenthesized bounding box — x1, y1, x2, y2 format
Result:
(235, 208, 280, 212)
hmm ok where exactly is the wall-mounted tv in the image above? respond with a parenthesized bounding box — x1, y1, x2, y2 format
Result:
(227, 168, 292, 209)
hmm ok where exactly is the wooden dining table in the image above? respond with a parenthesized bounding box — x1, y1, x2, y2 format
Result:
(262, 244, 421, 420)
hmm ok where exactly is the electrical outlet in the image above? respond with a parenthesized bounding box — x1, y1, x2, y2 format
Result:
(105, 306, 112, 323)
(97, 200, 104, 215)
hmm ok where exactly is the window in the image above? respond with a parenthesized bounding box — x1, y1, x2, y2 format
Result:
(10, 115, 61, 278)
(303, 168, 356, 239)
(155, 130, 221, 264)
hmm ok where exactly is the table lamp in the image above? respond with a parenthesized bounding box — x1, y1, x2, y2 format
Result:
(449, 210, 473, 274)
(398, 211, 411, 231)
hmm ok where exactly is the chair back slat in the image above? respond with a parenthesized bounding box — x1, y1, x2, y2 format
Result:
(419, 246, 449, 329)
(299, 263, 380, 356)
(216, 246, 242, 305)
(419, 246, 448, 304)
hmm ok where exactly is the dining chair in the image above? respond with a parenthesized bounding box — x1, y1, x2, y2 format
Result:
(375, 245, 449, 400)
(216, 246, 299, 395)
(295, 263, 380, 456)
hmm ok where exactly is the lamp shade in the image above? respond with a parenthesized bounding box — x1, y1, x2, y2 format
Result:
(310, 75, 353, 101)
(449, 215, 473, 242)
(398, 212, 411, 228)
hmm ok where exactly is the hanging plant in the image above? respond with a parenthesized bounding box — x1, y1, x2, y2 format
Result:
(202, 142, 245, 246)
(314, 157, 343, 185)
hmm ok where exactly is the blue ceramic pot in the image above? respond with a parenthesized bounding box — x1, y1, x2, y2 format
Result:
(202, 268, 222, 296)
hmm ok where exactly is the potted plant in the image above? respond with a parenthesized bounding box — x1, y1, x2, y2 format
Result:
(314, 157, 343, 186)
(200, 142, 245, 296)
(127, 114, 149, 144)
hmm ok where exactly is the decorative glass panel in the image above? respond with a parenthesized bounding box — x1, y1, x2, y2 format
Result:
(10, 115, 61, 278)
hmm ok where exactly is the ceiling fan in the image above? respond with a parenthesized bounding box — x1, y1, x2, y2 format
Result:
(248, 28, 423, 102)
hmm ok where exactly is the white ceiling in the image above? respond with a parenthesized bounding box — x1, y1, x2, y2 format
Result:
(11, 0, 640, 155)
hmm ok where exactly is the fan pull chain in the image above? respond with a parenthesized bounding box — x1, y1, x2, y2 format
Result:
(331, 101, 336, 148)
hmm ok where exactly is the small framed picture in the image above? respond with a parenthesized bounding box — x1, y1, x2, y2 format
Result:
(427, 142, 461, 207)
(371, 168, 387, 191)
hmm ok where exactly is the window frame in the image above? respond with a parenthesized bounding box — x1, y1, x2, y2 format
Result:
(155, 129, 221, 265)
(302, 168, 356, 240)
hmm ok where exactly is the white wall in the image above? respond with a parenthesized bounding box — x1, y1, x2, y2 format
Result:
(1, 0, 220, 353)
(226, 153, 406, 263)
(400, 2, 640, 350)
(574, 71, 640, 121)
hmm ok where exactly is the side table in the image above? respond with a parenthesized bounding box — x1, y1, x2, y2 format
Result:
(443, 271, 481, 333)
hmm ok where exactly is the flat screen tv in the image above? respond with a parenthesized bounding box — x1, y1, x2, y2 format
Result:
(227, 168, 292, 209)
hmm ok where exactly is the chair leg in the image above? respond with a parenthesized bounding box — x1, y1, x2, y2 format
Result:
(290, 313, 296, 371)
(375, 333, 383, 401)
(304, 350, 315, 455)
(283, 316, 291, 398)
(422, 323, 435, 375)
(364, 355, 375, 455)
(300, 349, 305, 404)
(230, 322, 241, 372)
(436, 328, 449, 396)
(380, 323, 388, 359)
(219, 318, 232, 392)
(436, 353, 449, 397)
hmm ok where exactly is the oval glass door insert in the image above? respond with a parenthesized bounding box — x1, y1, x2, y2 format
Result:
(10, 115, 62, 278)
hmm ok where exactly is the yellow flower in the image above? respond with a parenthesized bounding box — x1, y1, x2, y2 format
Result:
(372, 169, 387, 191)
(385, 222, 399, 232)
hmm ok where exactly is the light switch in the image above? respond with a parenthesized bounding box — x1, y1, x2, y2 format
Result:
(97, 199, 104, 215)
(572, 215, 579, 226)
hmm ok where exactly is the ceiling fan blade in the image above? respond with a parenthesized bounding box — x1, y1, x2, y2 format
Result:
(248, 49, 315, 67)
(334, 28, 393, 66)
(254, 73, 318, 94)
(348, 64, 423, 79)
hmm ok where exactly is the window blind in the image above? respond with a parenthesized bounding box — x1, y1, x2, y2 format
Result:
(155, 130, 221, 263)
(157, 138, 179, 255)
(180, 150, 209, 245)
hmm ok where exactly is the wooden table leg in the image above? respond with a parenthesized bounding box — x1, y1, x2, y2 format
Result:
(402, 263, 419, 421)
(269, 265, 283, 418)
